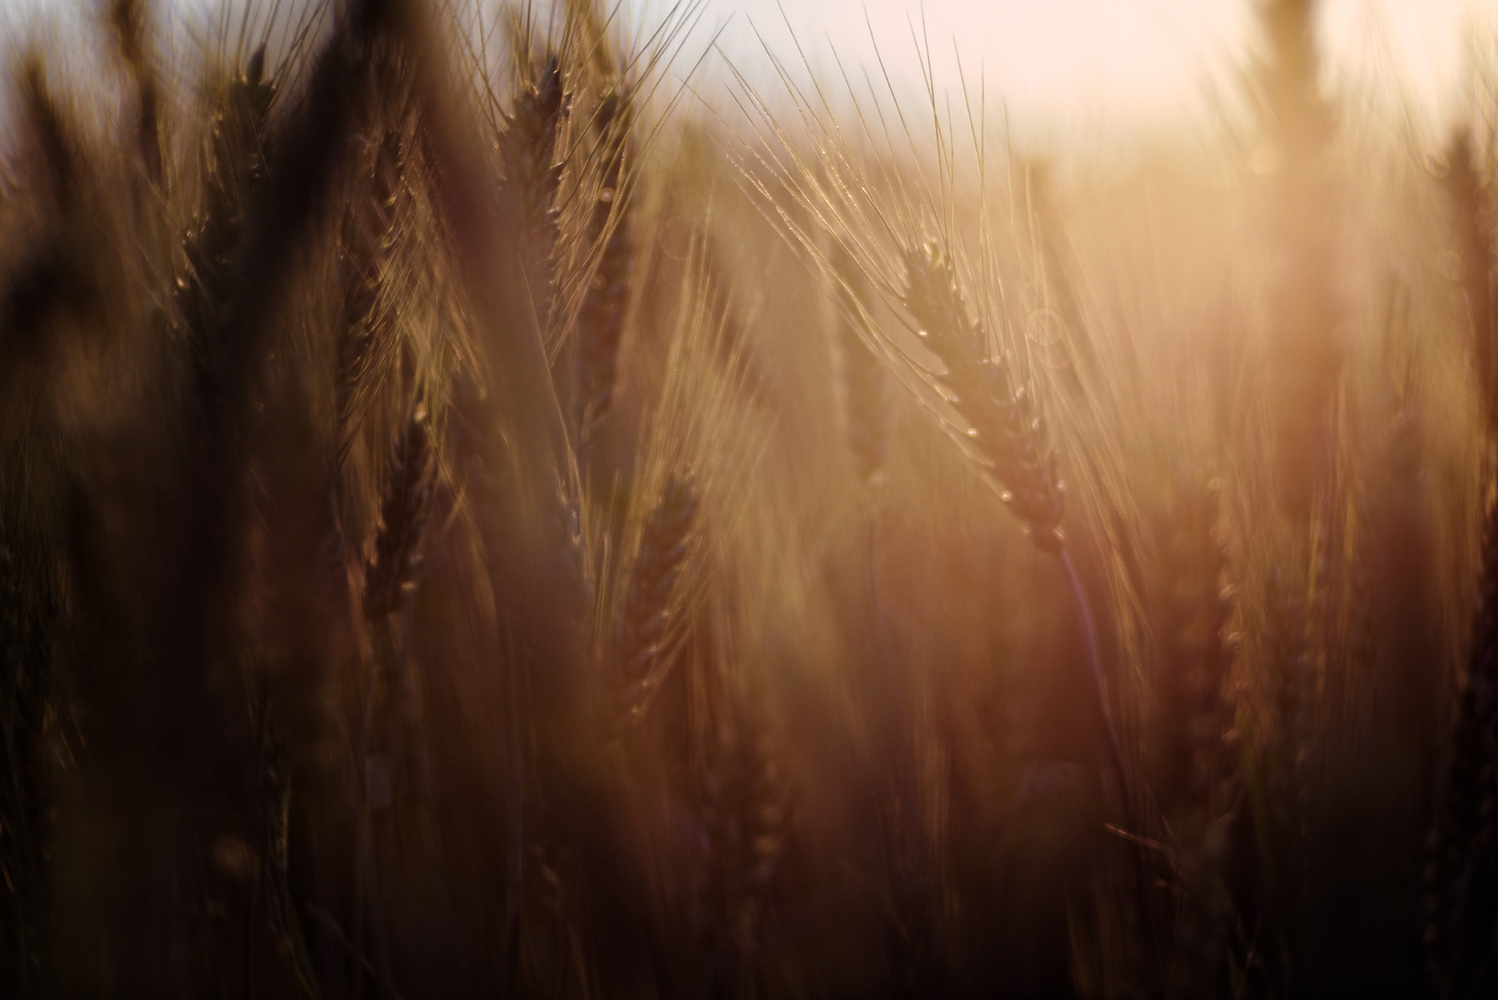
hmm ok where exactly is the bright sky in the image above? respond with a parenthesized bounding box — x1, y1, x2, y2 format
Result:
(4, 0, 1496, 145)
(664, 0, 1498, 146)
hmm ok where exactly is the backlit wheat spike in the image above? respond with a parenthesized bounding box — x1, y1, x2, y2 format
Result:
(1152, 482, 1244, 998)
(363, 404, 436, 620)
(902, 239, 1065, 552)
(335, 122, 404, 464)
(9, 0, 1498, 992)
(501, 52, 571, 334)
(703, 683, 784, 980)
(1445, 130, 1498, 430)
(610, 471, 697, 729)
(1151, 481, 1239, 820)
(902, 240, 1139, 897)
(174, 46, 274, 364)
(576, 89, 634, 451)
(1028, 161, 1098, 394)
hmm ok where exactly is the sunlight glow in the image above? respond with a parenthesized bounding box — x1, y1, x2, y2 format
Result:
(1, 0, 1495, 146)
(646, 0, 1498, 146)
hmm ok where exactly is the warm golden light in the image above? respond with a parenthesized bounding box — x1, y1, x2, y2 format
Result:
(639, 0, 1497, 145)
(6, 0, 1498, 995)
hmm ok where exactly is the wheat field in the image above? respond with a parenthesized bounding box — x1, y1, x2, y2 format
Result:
(1, 0, 1496, 996)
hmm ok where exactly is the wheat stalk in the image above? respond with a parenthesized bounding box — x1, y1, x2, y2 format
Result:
(1150, 482, 1244, 997)
(701, 677, 784, 992)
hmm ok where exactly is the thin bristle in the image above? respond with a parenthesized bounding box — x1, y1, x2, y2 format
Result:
(334, 120, 405, 463)
(832, 239, 888, 489)
(174, 47, 275, 377)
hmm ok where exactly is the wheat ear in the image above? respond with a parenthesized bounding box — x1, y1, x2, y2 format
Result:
(335, 122, 404, 465)
(576, 89, 634, 451)
(702, 680, 784, 987)
(901, 239, 1136, 863)
(902, 240, 1065, 551)
(609, 470, 698, 730)
(501, 52, 571, 335)
(1152, 482, 1244, 997)
(364, 404, 436, 621)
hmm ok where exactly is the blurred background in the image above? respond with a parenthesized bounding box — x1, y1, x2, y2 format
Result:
(3, 0, 1494, 148)
(7, 0, 1498, 996)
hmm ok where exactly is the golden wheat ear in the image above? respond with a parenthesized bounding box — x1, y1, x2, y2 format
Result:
(901, 239, 1064, 553)
(1149, 482, 1239, 820)
(899, 238, 1150, 935)
(334, 120, 406, 467)
(607, 469, 698, 733)
(1027, 161, 1098, 397)
(174, 44, 275, 388)
(363, 403, 436, 620)
(701, 676, 785, 987)
(502, 52, 572, 335)
(575, 88, 635, 455)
